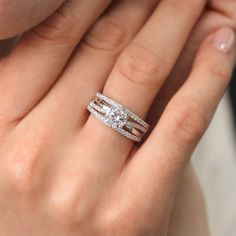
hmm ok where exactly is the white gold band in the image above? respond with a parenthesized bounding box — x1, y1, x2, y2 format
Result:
(87, 93, 150, 142)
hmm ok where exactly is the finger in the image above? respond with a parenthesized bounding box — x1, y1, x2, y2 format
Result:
(0, 0, 111, 125)
(125, 28, 236, 216)
(34, 0, 159, 132)
(146, 10, 236, 131)
(34, 0, 160, 203)
(0, 0, 65, 39)
(84, 0, 207, 157)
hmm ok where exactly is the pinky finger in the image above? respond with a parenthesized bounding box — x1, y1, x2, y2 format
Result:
(125, 28, 235, 213)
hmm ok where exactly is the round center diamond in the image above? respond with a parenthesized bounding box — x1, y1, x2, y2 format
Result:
(104, 105, 128, 128)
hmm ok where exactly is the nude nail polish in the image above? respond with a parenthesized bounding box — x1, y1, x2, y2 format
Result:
(212, 28, 235, 53)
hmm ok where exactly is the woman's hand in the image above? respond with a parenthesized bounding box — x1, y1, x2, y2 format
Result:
(0, 0, 65, 39)
(0, 1, 235, 236)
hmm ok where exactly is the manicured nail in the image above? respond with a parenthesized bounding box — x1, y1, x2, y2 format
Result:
(212, 28, 235, 53)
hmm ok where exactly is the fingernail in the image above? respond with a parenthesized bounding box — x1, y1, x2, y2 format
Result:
(212, 28, 235, 53)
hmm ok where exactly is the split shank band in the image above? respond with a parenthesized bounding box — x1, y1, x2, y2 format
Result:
(87, 93, 150, 142)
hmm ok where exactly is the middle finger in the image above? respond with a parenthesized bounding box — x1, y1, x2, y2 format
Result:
(32, 0, 159, 132)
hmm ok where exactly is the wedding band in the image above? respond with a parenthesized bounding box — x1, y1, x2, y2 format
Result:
(87, 93, 150, 142)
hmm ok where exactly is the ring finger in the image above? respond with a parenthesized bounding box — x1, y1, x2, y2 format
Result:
(84, 0, 207, 158)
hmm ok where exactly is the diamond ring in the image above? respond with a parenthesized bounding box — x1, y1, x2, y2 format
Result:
(87, 93, 150, 142)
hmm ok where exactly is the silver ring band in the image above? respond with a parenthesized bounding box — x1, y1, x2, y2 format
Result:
(87, 93, 150, 142)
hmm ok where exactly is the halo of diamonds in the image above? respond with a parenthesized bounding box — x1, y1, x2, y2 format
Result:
(87, 93, 150, 142)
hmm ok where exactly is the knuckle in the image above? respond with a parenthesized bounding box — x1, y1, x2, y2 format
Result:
(168, 98, 208, 146)
(29, 3, 75, 43)
(97, 208, 134, 235)
(48, 173, 93, 226)
(5, 131, 49, 194)
(48, 195, 78, 226)
(117, 44, 164, 87)
(83, 17, 127, 52)
(6, 158, 36, 195)
(97, 198, 154, 236)
(206, 61, 232, 87)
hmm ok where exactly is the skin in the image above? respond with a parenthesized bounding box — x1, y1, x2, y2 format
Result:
(0, 0, 65, 39)
(168, 166, 209, 236)
(0, 0, 235, 235)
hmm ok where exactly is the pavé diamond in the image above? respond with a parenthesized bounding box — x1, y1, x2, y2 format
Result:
(88, 93, 150, 142)
(104, 105, 128, 128)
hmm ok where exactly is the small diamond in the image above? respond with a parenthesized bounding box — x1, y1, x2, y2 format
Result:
(104, 105, 128, 128)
